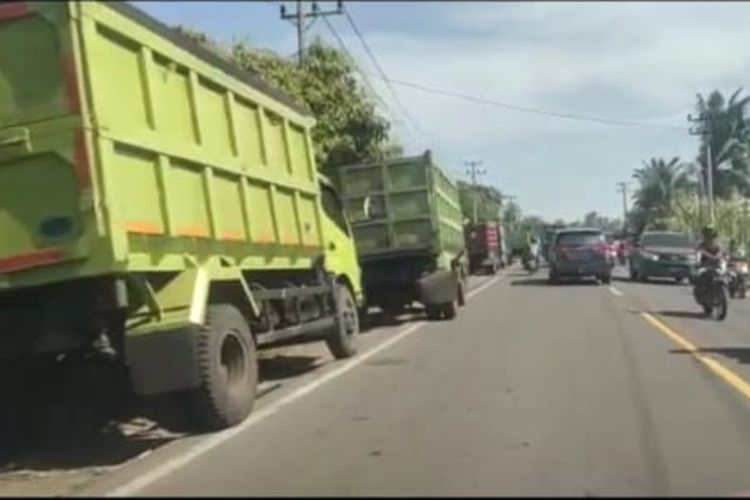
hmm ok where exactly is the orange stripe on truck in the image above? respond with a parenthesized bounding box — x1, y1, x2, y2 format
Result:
(0, 248, 64, 274)
(126, 222, 164, 235)
(219, 231, 246, 242)
(177, 226, 210, 238)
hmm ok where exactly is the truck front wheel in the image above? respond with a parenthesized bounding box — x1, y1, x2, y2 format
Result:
(326, 284, 360, 359)
(190, 304, 257, 431)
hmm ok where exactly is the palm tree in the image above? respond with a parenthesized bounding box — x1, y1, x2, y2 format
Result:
(631, 157, 689, 231)
(693, 88, 750, 198)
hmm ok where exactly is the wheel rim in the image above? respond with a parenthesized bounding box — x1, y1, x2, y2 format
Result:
(220, 332, 248, 398)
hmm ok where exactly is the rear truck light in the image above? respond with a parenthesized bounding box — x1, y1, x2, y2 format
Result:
(0, 2, 28, 22)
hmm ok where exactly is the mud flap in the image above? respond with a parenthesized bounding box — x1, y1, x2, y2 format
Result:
(124, 266, 259, 396)
(125, 325, 200, 396)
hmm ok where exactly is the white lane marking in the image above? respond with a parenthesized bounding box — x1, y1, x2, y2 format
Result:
(608, 286, 624, 297)
(467, 275, 502, 299)
(107, 274, 503, 497)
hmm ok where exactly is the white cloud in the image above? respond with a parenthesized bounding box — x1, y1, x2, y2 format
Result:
(330, 2, 750, 218)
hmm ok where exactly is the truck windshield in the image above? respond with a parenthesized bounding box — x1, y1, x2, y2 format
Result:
(641, 233, 692, 248)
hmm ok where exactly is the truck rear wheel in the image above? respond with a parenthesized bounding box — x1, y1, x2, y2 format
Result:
(190, 304, 257, 431)
(425, 304, 442, 320)
(442, 300, 458, 320)
(326, 284, 359, 359)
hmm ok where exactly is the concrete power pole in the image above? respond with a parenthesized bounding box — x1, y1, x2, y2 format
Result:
(688, 113, 715, 225)
(280, 1, 343, 67)
(616, 182, 629, 232)
(464, 160, 486, 225)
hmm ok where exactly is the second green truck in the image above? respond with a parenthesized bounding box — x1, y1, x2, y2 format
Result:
(339, 151, 468, 320)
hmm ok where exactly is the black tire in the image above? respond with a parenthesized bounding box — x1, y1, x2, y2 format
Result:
(629, 266, 637, 281)
(425, 304, 442, 321)
(702, 304, 713, 316)
(676, 276, 686, 285)
(548, 271, 558, 285)
(715, 288, 729, 321)
(600, 274, 612, 285)
(442, 301, 457, 320)
(639, 273, 648, 283)
(326, 284, 360, 359)
(190, 304, 257, 431)
(740, 285, 747, 299)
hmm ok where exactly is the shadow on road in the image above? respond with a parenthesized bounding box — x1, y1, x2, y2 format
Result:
(360, 310, 412, 332)
(670, 347, 750, 365)
(0, 346, 338, 474)
(259, 354, 322, 381)
(612, 275, 685, 287)
(656, 310, 707, 320)
(0, 360, 190, 473)
(510, 277, 599, 287)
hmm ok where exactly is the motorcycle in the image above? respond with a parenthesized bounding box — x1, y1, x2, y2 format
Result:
(693, 258, 729, 320)
(522, 254, 539, 274)
(727, 257, 748, 299)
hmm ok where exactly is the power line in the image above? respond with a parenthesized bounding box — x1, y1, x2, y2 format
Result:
(372, 75, 688, 132)
(341, 6, 428, 142)
(319, 14, 396, 120)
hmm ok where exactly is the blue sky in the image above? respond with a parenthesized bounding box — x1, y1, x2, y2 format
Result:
(133, 1, 750, 221)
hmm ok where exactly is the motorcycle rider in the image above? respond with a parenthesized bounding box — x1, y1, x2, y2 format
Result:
(524, 232, 540, 268)
(695, 225, 722, 291)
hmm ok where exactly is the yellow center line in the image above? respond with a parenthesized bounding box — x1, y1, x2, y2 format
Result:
(641, 312, 750, 401)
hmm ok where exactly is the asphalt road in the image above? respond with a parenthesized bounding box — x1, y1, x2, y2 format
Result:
(65, 265, 750, 497)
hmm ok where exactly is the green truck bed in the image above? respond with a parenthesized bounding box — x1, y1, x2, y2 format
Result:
(339, 151, 464, 261)
(0, 1, 364, 431)
(338, 151, 467, 318)
(0, 1, 323, 291)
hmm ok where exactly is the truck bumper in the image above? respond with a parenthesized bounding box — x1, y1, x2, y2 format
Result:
(640, 260, 695, 279)
(416, 269, 458, 305)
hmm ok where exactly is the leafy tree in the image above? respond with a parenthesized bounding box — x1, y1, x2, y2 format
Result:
(630, 157, 689, 233)
(693, 89, 750, 199)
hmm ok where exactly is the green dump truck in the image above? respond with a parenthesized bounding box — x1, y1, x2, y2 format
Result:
(0, 1, 363, 430)
(339, 151, 467, 320)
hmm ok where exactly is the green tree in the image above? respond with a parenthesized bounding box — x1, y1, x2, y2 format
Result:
(630, 157, 689, 232)
(693, 88, 750, 199)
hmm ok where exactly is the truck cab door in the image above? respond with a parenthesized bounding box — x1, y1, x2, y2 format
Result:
(319, 182, 364, 305)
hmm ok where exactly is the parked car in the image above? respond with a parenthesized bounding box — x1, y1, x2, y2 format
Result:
(629, 231, 698, 283)
(548, 228, 613, 284)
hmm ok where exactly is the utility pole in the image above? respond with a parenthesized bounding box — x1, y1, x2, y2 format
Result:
(280, 1, 344, 67)
(689, 112, 714, 225)
(464, 160, 486, 225)
(616, 181, 629, 232)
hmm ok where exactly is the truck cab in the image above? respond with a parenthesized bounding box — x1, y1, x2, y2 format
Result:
(318, 175, 364, 308)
